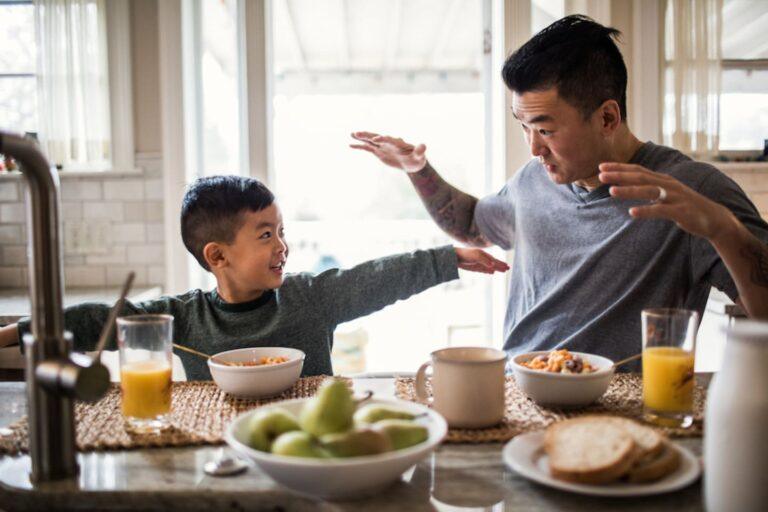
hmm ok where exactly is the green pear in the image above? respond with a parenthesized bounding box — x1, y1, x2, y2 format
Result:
(320, 428, 393, 457)
(372, 419, 429, 450)
(299, 378, 355, 436)
(353, 404, 416, 426)
(271, 431, 329, 458)
(246, 408, 300, 452)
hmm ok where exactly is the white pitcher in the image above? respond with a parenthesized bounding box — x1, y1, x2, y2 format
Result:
(704, 321, 768, 512)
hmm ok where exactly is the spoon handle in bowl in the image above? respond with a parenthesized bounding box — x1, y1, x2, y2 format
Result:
(612, 353, 642, 369)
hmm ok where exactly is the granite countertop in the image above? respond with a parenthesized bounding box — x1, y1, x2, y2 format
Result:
(0, 378, 706, 512)
(0, 286, 163, 325)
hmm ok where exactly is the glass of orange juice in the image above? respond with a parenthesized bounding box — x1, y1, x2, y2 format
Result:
(117, 314, 173, 433)
(642, 308, 698, 428)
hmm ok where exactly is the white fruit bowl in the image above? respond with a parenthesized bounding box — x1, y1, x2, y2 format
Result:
(225, 397, 447, 499)
(208, 347, 305, 398)
(511, 351, 614, 407)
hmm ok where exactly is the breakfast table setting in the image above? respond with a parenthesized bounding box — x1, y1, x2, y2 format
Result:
(0, 308, 766, 511)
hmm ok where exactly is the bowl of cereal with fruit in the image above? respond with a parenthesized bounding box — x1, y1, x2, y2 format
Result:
(512, 349, 614, 407)
(208, 347, 305, 398)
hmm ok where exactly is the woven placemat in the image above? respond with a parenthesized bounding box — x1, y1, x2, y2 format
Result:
(0, 376, 342, 455)
(396, 373, 706, 443)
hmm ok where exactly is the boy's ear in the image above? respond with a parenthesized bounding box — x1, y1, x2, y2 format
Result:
(203, 242, 227, 270)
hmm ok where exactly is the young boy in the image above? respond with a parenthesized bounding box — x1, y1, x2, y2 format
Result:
(0, 176, 508, 379)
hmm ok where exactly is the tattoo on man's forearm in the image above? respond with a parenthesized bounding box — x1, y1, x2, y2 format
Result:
(408, 163, 489, 246)
(740, 241, 768, 287)
(410, 167, 440, 197)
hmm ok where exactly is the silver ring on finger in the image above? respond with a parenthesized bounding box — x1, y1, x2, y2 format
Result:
(651, 186, 667, 204)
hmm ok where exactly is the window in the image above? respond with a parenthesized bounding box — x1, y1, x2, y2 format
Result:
(720, 0, 768, 151)
(194, 0, 245, 176)
(0, 0, 37, 134)
(270, 0, 497, 373)
(0, 0, 126, 171)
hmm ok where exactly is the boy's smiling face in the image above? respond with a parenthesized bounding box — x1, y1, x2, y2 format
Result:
(214, 204, 288, 297)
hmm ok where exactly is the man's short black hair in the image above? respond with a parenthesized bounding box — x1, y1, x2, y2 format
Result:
(181, 175, 275, 271)
(502, 15, 627, 121)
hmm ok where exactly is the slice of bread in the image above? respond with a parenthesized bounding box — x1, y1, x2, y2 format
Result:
(604, 417, 665, 459)
(627, 440, 680, 483)
(544, 417, 639, 484)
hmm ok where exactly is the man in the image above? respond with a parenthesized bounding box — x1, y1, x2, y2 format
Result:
(350, 15, 768, 365)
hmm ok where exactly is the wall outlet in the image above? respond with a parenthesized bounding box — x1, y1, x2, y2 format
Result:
(63, 221, 109, 255)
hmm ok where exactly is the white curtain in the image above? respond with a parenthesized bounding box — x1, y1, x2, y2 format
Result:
(663, 0, 723, 158)
(34, 0, 111, 168)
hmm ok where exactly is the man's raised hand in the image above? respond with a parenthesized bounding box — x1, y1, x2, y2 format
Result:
(350, 132, 428, 173)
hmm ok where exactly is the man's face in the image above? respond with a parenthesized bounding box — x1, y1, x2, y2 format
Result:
(512, 88, 607, 185)
(223, 204, 288, 291)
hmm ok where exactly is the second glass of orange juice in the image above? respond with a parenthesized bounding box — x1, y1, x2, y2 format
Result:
(642, 308, 698, 428)
(117, 314, 173, 433)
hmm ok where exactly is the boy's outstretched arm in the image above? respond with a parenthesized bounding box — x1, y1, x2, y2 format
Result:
(303, 245, 508, 327)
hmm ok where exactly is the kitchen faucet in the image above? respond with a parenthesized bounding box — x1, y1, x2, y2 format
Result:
(0, 131, 110, 482)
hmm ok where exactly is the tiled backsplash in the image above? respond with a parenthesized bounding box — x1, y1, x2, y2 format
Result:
(0, 153, 165, 289)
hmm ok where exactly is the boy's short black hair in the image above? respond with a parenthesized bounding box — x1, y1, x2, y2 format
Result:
(181, 175, 275, 271)
(501, 15, 627, 121)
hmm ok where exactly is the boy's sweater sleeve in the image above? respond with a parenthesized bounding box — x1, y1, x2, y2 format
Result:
(16, 298, 170, 353)
(305, 245, 459, 327)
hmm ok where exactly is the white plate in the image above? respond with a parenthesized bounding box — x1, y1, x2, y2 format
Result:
(503, 431, 701, 497)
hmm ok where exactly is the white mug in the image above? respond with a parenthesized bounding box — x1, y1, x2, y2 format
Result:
(415, 346, 507, 428)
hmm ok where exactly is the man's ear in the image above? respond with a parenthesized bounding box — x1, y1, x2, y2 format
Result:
(597, 99, 622, 134)
(203, 242, 227, 270)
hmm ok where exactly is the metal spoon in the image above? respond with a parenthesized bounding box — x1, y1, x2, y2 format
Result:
(203, 447, 249, 477)
(612, 353, 642, 369)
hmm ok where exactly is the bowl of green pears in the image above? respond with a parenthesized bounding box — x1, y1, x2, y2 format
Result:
(225, 378, 447, 499)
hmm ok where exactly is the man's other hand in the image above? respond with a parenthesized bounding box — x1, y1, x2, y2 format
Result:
(599, 162, 736, 243)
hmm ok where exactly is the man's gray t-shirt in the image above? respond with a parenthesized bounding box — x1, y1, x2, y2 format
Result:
(17, 246, 459, 380)
(475, 142, 768, 365)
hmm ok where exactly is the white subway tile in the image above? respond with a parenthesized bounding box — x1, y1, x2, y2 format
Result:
(0, 182, 18, 201)
(2, 245, 26, 265)
(0, 225, 22, 244)
(64, 266, 106, 287)
(61, 180, 102, 200)
(144, 179, 164, 200)
(64, 254, 85, 265)
(0, 203, 25, 223)
(106, 266, 147, 286)
(83, 201, 124, 221)
(147, 265, 165, 285)
(0, 267, 26, 287)
(144, 202, 163, 222)
(123, 202, 146, 222)
(126, 244, 164, 264)
(61, 202, 83, 221)
(86, 246, 127, 265)
(146, 223, 165, 243)
(103, 180, 145, 201)
(109, 223, 146, 244)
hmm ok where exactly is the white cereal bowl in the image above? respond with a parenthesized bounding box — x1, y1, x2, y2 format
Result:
(208, 347, 305, 398)
(225, 397, 447, 500)
(511, 351, 614, 407)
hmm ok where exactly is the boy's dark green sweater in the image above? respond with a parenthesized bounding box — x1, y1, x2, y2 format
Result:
(17, 246, 459, 380)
